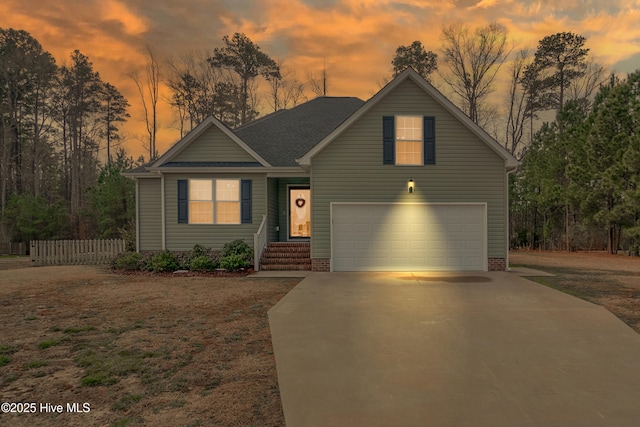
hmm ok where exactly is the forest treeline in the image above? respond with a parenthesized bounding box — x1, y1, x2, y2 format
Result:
(1, 26, 638, 253)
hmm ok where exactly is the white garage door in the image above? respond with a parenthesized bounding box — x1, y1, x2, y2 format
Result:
(331, 203, 487, 271)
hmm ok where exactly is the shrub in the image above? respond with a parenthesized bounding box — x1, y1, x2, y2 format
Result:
(220, 254, 250, 271)
(221, 239, 253, 259)
(147, 251, 179, 273)
(189, 255, 218, 272)
(111, 251, 142, 270)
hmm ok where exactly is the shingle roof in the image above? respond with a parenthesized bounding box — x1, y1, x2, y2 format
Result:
(234, 96, 365, 166)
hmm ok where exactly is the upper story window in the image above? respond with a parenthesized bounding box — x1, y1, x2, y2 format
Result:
(396, 115, 423, 165)
(383, 115, 436, 166)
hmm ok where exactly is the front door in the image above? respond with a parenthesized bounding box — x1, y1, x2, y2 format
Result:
(289, 187, 311, 239)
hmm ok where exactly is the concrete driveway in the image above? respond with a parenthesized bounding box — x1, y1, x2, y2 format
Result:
(268, 271, 640, 427)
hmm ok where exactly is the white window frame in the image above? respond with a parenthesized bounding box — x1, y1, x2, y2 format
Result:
(395, 115, 423, 166)
(188, 178, 241, 225)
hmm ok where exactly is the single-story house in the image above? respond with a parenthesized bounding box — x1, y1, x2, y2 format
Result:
(124, 68, 518, 272)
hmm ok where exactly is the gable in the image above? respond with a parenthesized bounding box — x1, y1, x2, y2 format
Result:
(299, 69, 517, 169)
(171, 125, 259, 163)
(314, 78, 503, 168)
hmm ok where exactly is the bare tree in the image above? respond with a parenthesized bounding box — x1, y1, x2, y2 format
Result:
(504, 49, 533, 158)
(307, 66, 327, 97)
(130, 46, 160, 161)
(566, 59, 607, 110)
(268, 60, 307, 111)
(440, 22, 510, 124)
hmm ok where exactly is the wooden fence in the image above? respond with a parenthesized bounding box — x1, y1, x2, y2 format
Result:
(0, 242, 26, 255)
(30, 239, 125, 266)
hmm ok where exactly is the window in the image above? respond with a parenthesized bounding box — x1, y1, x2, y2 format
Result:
(216, 180, 240, 224)
(383, 116, 435, 165)
(396, 116, 423, 165)
(186, 179, 241, 224)
(189, 179, 213, 224)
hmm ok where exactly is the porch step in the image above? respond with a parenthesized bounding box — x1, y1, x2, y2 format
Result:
(260, 242, 311, 271)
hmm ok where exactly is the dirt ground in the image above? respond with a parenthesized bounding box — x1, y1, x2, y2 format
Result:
(0, 262, 300, 427)
(510, 250, 640, 333)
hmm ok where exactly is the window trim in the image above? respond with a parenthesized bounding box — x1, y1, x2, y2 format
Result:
(395, 115, 424, 166)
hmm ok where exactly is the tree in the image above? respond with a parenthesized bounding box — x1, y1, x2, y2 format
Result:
(577, 72, 640, 253)
(130, 46, 160, 160)
(504, 49, 534, 158)
(87, 149, 136, 246)
(98, 82, 129, 164)
(440, 22, 510, 124)
(57, 50, 103, 237)
(209, 33, 280, 124)
(0, 28, 57, 212)
(527, 32, 589, 113)
(307, 67, 328, 97)
(268, 60, 306, 111)
(391, 41, 437, 80)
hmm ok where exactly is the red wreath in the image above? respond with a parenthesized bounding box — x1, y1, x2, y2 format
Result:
(295, 198, 306, 208)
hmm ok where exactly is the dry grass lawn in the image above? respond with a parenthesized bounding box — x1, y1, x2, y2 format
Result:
(511, 250, 640, 334)
(0, 261, 300, 427)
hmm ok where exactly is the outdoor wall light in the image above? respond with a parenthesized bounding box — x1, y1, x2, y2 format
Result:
(408, 178, 415, 193)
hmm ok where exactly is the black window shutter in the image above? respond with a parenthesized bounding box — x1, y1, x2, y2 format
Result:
(382, 116, 395, 164)
(241, 179, 252, 224)
(424, 116, 436, 165)
(177, 179, 188, 223)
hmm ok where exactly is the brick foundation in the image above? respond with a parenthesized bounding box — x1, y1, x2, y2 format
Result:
(488, 258, 506, 271)
(311, 258, 330, 272)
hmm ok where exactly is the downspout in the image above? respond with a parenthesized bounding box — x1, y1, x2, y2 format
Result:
(161, 173, 166, 250)
(135, 179, 140, 252)
(506, 166, 517, 271)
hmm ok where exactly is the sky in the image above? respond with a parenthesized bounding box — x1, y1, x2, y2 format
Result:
(3, 0, 640, 158)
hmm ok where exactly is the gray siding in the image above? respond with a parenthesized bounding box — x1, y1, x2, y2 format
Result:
(164, 173, 266, 251)
(311, 79, 507, 260)
(172, 126, 258, 162)
(267, 178, 279, 243)
(138, 178, 162, 250)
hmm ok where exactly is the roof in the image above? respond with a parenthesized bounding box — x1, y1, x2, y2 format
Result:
(235, 97, 365, 166)
(149, 116, 271, 169)
(298, 69, 519, 170)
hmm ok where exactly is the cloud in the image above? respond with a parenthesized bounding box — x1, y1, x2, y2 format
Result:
(2, 0, 640, 158)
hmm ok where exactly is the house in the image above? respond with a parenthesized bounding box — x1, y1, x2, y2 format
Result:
(124, 69, 518, 272)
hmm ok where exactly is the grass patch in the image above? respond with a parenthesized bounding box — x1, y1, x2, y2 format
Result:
(0, 355, 10, 367)
(38, 338, 62, 349)
(0, 344, 18, 355)
(111, 393, 143, 411)
(24, 360, 49, 370)
(25, 315, 36, 321)
(76, 348, 158, 387)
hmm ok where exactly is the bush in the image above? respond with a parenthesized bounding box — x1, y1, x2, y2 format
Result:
(111, 251, 142, 270)
(221, 239, 253, 259)
(189, 255, 218, 272)
(219, 254, 250, 271)
(147, 251, 179, 273)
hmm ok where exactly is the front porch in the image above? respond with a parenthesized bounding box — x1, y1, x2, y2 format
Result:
(254, 177, 312, 271)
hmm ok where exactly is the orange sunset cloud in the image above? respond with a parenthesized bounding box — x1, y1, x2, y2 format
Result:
(2, 0, 640, 159)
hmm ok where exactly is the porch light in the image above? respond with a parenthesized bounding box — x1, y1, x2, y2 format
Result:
(408, 178, 415, 193)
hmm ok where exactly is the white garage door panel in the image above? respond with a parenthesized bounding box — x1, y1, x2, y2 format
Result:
(331, 203, 487, 272)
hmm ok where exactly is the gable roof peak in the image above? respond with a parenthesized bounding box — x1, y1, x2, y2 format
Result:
(298, 68, 518, 169)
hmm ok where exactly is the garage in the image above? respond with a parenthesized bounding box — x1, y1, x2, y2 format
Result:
(331, 203, 487, 271)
